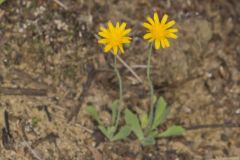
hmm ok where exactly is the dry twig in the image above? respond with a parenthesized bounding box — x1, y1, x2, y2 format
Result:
(0, 87, 47, 96)
(67, 64, 95, 122)
(186, 123, 240, 130)
(116, 55, 143, 83)
(53, 0, 68, 10)
(22, 141, 45, 160)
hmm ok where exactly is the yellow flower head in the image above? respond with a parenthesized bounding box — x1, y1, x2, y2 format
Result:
(143, 12, 178, 49)
(98, 21, 132, 55)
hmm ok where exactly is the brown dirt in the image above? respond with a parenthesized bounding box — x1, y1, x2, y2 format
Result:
(0, 0, 240, 160)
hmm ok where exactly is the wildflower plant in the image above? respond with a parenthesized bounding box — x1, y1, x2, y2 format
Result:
(124, 12, 185, 146)
(87, 21, 132, 141)
(87, 13, 185, 145)
(143, 12, 180, 129)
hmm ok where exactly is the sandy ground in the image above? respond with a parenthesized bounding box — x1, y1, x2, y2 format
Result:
(0, 0, 240, 159)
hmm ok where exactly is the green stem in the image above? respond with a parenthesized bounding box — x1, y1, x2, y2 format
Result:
(146, 43, 154, 131)
(114, 55, 123, 129)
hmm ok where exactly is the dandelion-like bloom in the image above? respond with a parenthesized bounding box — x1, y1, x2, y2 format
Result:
(98, 21, 132, 55)
(143, 12, 178, 49)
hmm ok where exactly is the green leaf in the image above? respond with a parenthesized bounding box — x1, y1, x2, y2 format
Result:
(148, 130, 158, 137)
(111, 100, 119, 125)
(141, 136, 155, 146)
(124, 109, 144, 140)
(124, 43, 130, 49)
(112, 125, 132, 141)
(152, 97, 168, 130)
(0, 0, 6, 5)
(86, 106, 100, 124)
(31, 117, 40, 128)
(152, 95, 157, 105)
(140, 112, 148, 129)
(98, 125, 111, 140)
(158, 125, 186, 138)
(107, 126, 117, 138)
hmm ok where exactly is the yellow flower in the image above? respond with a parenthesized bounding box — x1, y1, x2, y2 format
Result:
(98, 21, 132, 55)
(143, 12, 178, 49)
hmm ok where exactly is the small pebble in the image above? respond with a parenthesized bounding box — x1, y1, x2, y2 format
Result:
(235, 108, 240, 114)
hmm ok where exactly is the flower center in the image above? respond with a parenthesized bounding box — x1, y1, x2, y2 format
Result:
(151, 24, 166, 39)
(110, 30, 121, 46)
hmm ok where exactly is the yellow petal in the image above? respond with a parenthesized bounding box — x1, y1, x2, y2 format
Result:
(153, 12, 159, 23)
(120, 22, 126, 31)
(122, 37, 131, 43)
(113, 46, 118, 55)
(122, 40, 131, 43)
(161, 39, 166, 48)
(147, 17, 154, 25)
(167, 33, 177, 39)
(161, 14, 168, 24)
(116, 22, 120, 28)
(167, 28, 178, 33)
(143, 22, 152, 30)
(98, 31, 109, 38)
(143, 33, 152, 39)
(107, 21, 114, 32)
(155, 40, 160, 49)
(98, 39, 108, 44)
(100, 26, 107, 32)
(104, 44, 112, 52)
(165, 20, 176, 29)
(123, 29, 131, 35)
(119, 45, 124, 53)
(148, 38, 154, 42)
(164, 39, 170, 47)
